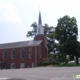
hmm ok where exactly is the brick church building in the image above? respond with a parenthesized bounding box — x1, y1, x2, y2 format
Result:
(0, 11, 48, 69)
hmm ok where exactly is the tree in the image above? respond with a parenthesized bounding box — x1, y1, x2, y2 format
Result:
(26, 22, 57, 55)
(27, 22, 37, 37)
(55, 15, 79, 64)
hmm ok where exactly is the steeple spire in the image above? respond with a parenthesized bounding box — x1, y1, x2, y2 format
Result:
(37, 10, 44, 35)
(38, 11, 42, 25)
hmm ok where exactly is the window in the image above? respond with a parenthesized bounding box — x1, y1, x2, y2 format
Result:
(11, 50, 15, 59)
(2, 64, 6, 69)
(29, 47, 32, 51)
(20, 49, 25, 59)
(3, 51, 7, 60)
(29, 54, 32, 59)
(32, 62, 34, 68)
(11, 63, 15, 69)
(20, 63, 25, 68)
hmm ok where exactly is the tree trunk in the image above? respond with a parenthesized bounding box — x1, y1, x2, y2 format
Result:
(76, 55, 79, 65)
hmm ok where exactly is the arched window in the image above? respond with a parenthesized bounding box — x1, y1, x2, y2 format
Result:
(3, 50, 7, 60)
(20, 49, 25, 59)
(11, 50, 15, 59)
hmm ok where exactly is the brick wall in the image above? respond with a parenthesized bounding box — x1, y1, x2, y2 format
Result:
(0, 46, 41, 69)
(34, 35, 48, 60)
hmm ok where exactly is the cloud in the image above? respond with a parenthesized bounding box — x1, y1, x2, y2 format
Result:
(0, 0, 22, 25)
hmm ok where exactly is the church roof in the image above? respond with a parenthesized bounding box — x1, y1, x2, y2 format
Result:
(0, 40, 42, 49)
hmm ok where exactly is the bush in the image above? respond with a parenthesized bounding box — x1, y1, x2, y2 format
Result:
(41, 61, 49, 66)
(52, 62, 55, 65)
(55, 62, 60, 65)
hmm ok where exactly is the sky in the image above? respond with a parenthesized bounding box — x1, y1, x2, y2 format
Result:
(0, 0, 80, 44)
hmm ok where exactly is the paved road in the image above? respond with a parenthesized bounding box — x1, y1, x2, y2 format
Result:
(0, 67, 80, 80)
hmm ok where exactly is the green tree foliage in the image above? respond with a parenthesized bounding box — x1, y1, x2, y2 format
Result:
(56, 15, 78, 44)
(27, 22, 37, 37)
(55, 15, 79, 64)
(26, 22, 57, 55)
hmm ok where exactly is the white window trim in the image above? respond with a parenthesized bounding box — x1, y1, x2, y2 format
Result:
(20, 63, 25, 68)
(11, 63, 15, 69)
(32, 62, 35, 68)
(29, 54, 32, 59)
(2, 64, 6, 69)
(11, 50, 15, 59)
(20, 49, 25, 59)
(3, 50, 7, 60)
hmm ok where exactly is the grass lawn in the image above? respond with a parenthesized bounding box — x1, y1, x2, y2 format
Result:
(51, 63, 80, 67)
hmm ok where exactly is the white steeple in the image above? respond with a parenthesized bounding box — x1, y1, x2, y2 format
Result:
(37, 11, 44, 35)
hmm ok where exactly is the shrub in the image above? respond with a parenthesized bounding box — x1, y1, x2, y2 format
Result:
(41, 61, 49, 66)
(55, 62, 60, 65)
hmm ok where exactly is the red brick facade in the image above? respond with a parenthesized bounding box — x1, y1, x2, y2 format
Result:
(34, 35, 48, 60)
(0, 35, 48, 69)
